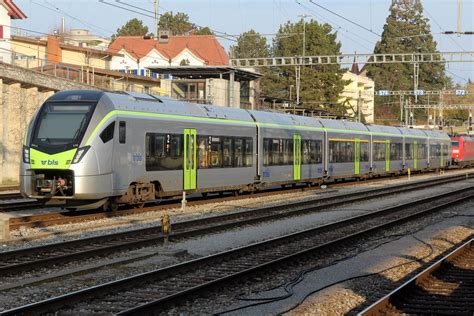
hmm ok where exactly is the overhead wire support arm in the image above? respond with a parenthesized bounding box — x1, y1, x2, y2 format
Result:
(230, 52, 474, 67)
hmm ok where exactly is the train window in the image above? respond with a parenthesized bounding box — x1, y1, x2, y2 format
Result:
(244, 138, 253, 166)
(197, 136, 209, 168)
(119, 121, 126, 144)
(417, 144, 427, 159)
(373, 142, 386, 161)
(390, 143, 402, 160)
(451, 140, 459, 147)
(302, 140, 322, 164)
(234, 138, 243, 167)
(329, 141, 354, 163)
(169, 135, 182, 158)
(263, 139, 270, 166)
(145, 133, 183, 171)
(302, 140, 310, 164)
(210, 137, 222, 168)
(100, 122, 115, 143)
(223, 138, 234, 167)
(282, 139, 293, 165)
(405, 143, 413, 160)
(271, 139, 281, 165)
(360, 142, 370, 162)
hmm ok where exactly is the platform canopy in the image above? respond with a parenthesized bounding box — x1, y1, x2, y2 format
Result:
(146, 66, 261, 81)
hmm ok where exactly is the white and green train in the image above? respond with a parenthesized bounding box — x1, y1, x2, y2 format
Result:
(20, 90, 451, 210)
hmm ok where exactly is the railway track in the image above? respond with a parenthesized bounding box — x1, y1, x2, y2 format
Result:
(0, 185, 19, 192)
(360, 239, 474, 315)
(0, 173, 471, 277)
(0, 193, 23, 201)
(6, 172, 474, 230)
(2, 184, 474, 314)
(0, 200, 42, 212)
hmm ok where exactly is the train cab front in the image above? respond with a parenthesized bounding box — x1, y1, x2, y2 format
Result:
(20, 91, 99, 206)
(451, 137, 461, 163)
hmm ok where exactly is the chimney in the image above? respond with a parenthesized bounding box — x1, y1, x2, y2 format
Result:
(159, 30, 170, 43)
(47, 35, 62, 64)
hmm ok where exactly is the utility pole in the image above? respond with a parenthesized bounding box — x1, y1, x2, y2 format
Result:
(457, 0, 462, 36)
(154, 0, 159, 39)
(296, 13, 310, 106)
(413, 62, 419, 103)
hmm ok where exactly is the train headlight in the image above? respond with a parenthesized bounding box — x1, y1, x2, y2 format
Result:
(72, 146, 90, 164)
(22, 146, 30, 163)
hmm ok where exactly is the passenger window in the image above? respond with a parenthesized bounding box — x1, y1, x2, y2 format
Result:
(234, 138, 243, 167)
(145, 133, 183, 171)
(100, 122, 115, 143)
(223, 138, 234, 167)
(119, 121, 126, 144)
(210, 137, 222, 168)
(197, 136, 209, 169)
(244, 138, 253, 167)
(360, 142, 370, 162)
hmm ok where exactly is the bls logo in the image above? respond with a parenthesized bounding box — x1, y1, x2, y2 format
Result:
(40, 160, 59, 166)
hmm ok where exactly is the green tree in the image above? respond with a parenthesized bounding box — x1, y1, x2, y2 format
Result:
(366, 0, 450, 119)
(112, 18, 150, 40)
(263, 19, 347, 114)
(230, 29, 270, 58)
(194, 27, 213, 35)
(158, 12, 213, 35)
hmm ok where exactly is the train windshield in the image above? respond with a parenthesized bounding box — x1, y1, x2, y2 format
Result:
(31, 102, 95, 152)
(451, 140, 459, 147)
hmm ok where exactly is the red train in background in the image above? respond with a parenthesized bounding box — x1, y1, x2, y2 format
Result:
(451, 135, 474, 167)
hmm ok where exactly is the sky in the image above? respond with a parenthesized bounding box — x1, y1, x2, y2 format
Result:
(13, 0, 474, 85)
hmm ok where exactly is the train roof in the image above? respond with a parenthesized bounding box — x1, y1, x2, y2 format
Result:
(423, 130, 451, 140)
(318, 118, 369, 132)
(103, 92, 255, 123)
(396, 127, 427, 137)
(365, 124, 402, 135)
(247, 110, 324, 129)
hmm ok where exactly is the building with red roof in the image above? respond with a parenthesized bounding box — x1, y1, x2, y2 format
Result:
(0, 0, 26, 63)
(108, 35, 229, 76)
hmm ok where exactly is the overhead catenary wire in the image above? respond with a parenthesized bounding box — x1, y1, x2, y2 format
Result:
(308, 0, 381, 38)
(295, 0, 376, 52)
(31, 0, 114, 38)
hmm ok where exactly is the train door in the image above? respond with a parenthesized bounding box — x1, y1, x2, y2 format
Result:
(354, 138, 360, 175)
(293, 134, 301, 180)
(440, 143, 444, 167)
(413, 140, 418, 169)
(385, 139, 390, 172)
(183, 128, 197, 190)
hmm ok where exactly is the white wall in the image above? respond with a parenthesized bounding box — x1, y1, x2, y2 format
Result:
(0, 5, 11, 63)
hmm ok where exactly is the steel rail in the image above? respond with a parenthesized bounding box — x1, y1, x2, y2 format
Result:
(359, 239, 474, 316)
(0, 193, 23, 201)
(0, 173, 470, 277)
(2, 186, 473, 315)
(0, 200, 42, 211)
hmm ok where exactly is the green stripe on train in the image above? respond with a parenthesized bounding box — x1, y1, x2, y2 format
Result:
(85, 110, 449, 145)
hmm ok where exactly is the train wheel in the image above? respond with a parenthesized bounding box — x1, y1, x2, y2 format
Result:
(202, 192, 208, 198)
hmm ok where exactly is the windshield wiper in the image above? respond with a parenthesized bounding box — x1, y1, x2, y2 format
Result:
(71, 115, 88, 144)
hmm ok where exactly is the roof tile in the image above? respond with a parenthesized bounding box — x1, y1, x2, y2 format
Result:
(108, 35, 229, 65)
